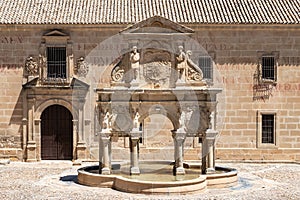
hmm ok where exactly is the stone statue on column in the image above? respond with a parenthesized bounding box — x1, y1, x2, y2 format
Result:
(176, 46, 187, 82)
(130, 46, 140, 83)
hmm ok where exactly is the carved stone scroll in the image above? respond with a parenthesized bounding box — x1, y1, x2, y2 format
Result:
(176, 47, 204, 84)
(111, 66, 125, 82)
(186, 51, 203, 81)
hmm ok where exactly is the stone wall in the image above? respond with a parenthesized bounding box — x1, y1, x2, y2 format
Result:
(191, 25, 300, 162)
(0, 24, 299, 162)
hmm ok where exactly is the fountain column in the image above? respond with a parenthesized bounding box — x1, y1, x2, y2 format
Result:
(172, 131, 186, 175)
(203, 129, 218, 173)
(100, 134, 111, 175)
(206, 108, 218, 173)
(130, 133, 140, 175)
(201, 133, 207, 174)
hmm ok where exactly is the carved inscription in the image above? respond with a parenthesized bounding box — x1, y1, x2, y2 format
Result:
(0, 36, 23, 43)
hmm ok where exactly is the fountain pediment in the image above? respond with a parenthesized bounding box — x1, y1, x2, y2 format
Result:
(121, 16, 194, 34)
(108, 16, 208, 89)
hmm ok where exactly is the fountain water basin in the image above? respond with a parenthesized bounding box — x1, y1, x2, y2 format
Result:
(78, 161, 237, 194)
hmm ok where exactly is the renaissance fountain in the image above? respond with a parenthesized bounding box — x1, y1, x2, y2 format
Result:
(78, 18, 237, 194)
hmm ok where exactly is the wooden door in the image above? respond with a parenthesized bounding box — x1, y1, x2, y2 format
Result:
(41, 105, 73, 160)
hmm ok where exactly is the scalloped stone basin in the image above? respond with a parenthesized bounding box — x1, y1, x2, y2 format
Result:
(77, 161, 237, 194)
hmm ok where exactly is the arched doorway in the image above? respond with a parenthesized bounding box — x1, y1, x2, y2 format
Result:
(41, 105, 73, 160)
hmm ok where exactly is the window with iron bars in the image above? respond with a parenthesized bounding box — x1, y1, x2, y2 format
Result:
(47, 47, 67, 79)
(261, 114, 275, 144)
(262, 56, 276, 81)
(199, 56, 212, 79)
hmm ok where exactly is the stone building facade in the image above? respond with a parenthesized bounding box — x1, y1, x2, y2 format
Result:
(0, 0, 299, 163)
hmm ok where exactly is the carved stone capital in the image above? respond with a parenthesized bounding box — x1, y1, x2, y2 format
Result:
(172, 130, 187, 142)
(130, 131, 142, 140)
(100, 132, 111, 144)
(205, 129, 218, 140)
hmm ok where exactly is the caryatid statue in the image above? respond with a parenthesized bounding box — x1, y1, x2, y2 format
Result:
(130, 46, 140, 81)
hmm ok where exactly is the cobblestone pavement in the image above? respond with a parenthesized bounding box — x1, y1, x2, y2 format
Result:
(0, 161, 299, 200)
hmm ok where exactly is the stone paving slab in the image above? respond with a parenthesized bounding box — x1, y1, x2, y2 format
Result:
(0, 161, 299, 200)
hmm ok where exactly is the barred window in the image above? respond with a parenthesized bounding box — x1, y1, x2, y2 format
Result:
(199, 56, 212, 79)
(262, 56, 275, 80)
(262, 114, 275, 144)
(47, 47, 67, 79)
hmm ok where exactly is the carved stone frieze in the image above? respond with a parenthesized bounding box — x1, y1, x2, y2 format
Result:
(109, 45, 206, 89)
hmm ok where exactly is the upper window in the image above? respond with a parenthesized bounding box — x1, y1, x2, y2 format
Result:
(257, 51, 279, 83)
(40, 30, 72, 84)
(262, 56, 275, 81)
(199, 56, 212, 79)
(47, 47, 67, 79)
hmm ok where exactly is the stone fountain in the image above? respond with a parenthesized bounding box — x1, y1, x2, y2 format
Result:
(78, 20, 237, 194)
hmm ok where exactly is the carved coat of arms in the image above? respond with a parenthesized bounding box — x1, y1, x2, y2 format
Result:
(143, 61, 171, 84)
(25, 57, 38, 76)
